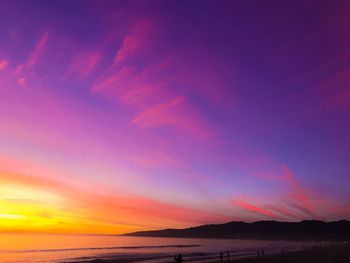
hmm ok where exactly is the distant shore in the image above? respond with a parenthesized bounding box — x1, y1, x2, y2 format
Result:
(66, 242, 350, 263)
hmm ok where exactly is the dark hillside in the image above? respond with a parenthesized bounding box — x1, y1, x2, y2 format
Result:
(124, 220, 350, 240)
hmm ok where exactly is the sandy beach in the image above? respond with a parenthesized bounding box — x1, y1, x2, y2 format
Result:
(64, 243, 350, 263)
(231, 243, 350, 263)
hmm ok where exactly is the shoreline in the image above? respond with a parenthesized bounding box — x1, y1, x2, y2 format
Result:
(62, 242, 350, 263)
(230, 243, 350, 263)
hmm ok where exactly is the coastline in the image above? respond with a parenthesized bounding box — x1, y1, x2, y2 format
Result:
(230, 243, 350, 263)
(62, 242, 350, 263)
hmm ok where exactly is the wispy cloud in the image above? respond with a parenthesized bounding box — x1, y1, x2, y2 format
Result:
(235, 164, 347, 220)
(65, 50, 101, 79)
(281, 165, 315, 214)
(132, 96, 212, 137)
(16, 31, 49, 72)
(0, 59, 8, 70)
(17, 77, 27, 87)
(92, 65, 164, 106)
(232, 198, 280, 219)
(114, 20, 152, 64)
(93, 68, 212, 137)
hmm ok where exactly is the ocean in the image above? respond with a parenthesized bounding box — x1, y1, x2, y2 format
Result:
(0, 234, 316, 263)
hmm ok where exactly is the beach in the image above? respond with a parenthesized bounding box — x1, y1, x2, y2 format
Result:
(232, 243, 350, 263)
(0, 234, 322, 263)
(63, 243, 350, 263)
(57, 243, 350, 263)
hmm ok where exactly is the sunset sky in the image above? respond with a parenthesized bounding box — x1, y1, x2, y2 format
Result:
(0, 0, 350, 234)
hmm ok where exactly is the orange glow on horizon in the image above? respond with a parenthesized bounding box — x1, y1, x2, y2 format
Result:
(0, 170, 226, 235)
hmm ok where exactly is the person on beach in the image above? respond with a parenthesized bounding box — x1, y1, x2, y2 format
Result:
(174, 253, 183, 263)
(257, 250, 260, 256)
(262, 249, 265, 256)
(227, 251, 230, 261)
(220, 252, 223, 262)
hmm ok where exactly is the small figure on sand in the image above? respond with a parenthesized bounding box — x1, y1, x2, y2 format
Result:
(227, 251, 230, 261)
(257, 250, 260, 256)
(220, 252, 223, 262)
(174, 253, 183, 263)
(261, 249, 265, 256)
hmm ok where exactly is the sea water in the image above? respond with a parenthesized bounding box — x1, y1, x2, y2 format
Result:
(0, 234, 316, 263)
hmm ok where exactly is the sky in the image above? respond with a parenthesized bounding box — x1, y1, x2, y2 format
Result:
(0, 0, 350, 234)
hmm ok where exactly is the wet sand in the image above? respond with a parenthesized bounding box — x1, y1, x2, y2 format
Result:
(231, 243, 350, 263)
(64, 242, 350, 263)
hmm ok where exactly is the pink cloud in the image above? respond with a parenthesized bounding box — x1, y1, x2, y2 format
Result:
(119, 84, 159, 106)
(265, 204, 301, 220)
(92, 66, 165, 106)
(94, 18, 229, 109)
(16, 32, 49, 72)
(246, 164, 349, 220)
(0, 59, 8, 70)
(90, 20, 226, 139)
(114, 20, 152, 64)
(65, 50, 101, 79)
(233, 198, 281, 219)
(131, 96, 187, 127)
(281, 165, 314, 213)
(17, 77, 27, 86)
(93, 59, 178, 107)
(132, 96, 212, 138)
(249, 162, 316, 215)
(231, 194, 318, 221)
(92, 63, 212, 137)
(230, 161, 336, 220)
(27, 32, 49, 67)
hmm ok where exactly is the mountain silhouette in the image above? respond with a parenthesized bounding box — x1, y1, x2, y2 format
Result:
(124, 220, 350, 240)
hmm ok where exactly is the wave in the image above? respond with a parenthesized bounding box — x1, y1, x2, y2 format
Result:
(0, 244, 201, 254)
(62, 250, 259, 263)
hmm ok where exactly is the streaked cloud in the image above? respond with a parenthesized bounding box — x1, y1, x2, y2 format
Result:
(233, 198, 280, 219)
(114, 20, 152, 64)
(65, 50, 101, 79)
(132, 96, 212, 137)
(16, 32, 49, 72)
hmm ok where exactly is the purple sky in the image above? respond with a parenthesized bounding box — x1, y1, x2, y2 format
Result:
(0, 0, 349, 234)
